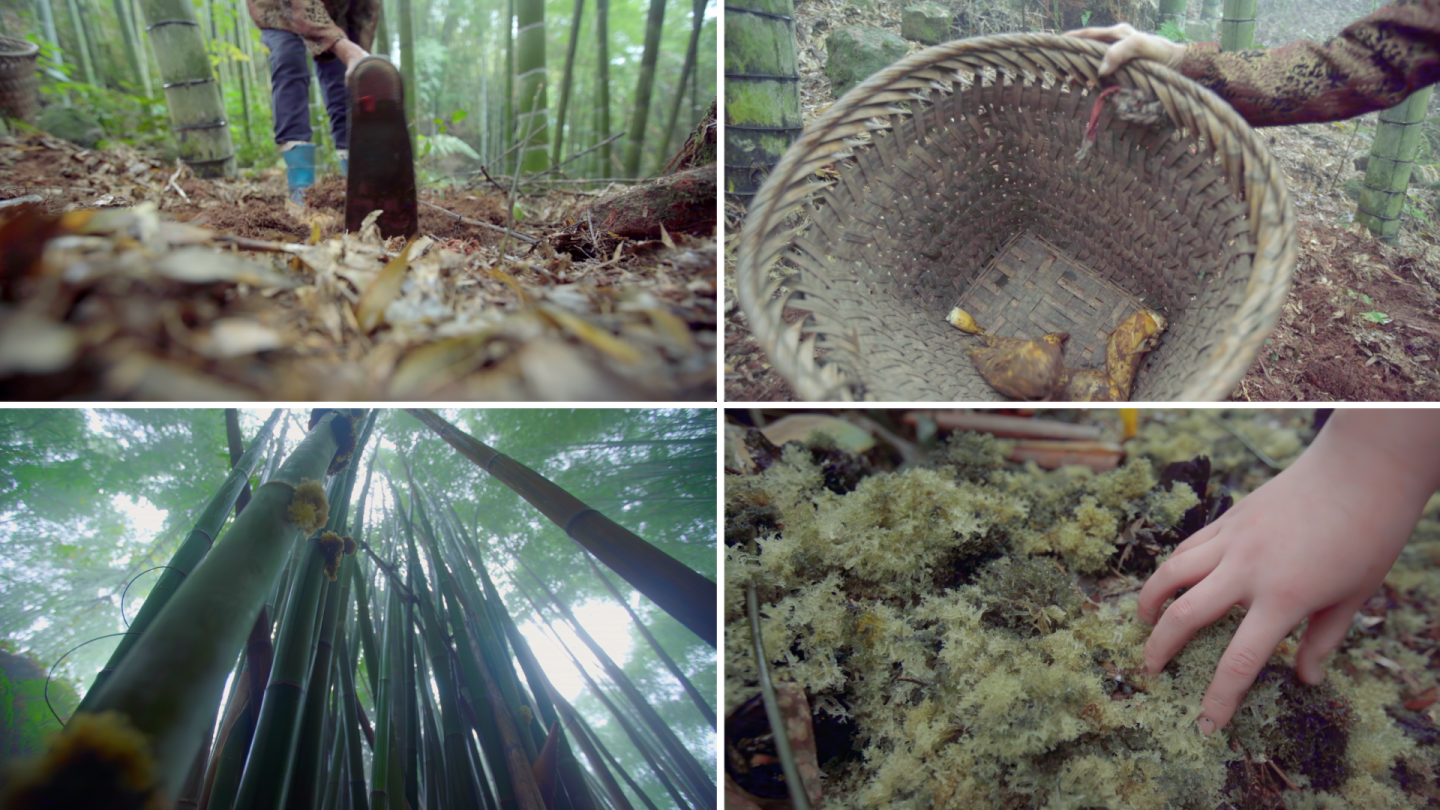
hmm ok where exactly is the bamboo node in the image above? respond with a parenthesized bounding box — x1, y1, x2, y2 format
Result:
(287, 478, 330, 533)
(1, 710, 166, 810)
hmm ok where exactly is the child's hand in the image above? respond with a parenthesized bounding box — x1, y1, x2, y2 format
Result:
(1065, 22, 1187, 76)
(1137, 411, 1440, 735)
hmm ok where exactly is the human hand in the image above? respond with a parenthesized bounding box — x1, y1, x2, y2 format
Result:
(1065, 22, 1187, 77)
(331, 38, 370, 80)
(1137, 411, 1440, 735)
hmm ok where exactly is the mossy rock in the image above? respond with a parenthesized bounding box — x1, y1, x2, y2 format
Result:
(902, 3, 952, 45)
(38, 106, 104, 149)
(825, 26, 909, 98)
(155, 136, 180, 165)
(1184, 20, 1214, 43)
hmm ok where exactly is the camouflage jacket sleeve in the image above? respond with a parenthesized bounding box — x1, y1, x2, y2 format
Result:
(246, 0, 380, 56)
(1177, 0, 1440, 127)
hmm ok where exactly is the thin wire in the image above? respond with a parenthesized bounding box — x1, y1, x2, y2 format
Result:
(747, 582, 813, 810)
(120, 565, 186, 628)
(1212, 416, 1285, 470)
(45, 632, 142, 728)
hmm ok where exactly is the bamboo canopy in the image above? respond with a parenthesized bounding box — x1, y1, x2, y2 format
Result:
(2, 410, 713, 810)
(405, 408, 717, 647)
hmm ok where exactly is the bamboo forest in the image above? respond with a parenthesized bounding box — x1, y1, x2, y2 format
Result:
(0, 0, 713, 179)
(0, 408, 718, 808)
(0, 0, 716, 400)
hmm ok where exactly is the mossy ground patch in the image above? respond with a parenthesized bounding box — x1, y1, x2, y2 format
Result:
(725, 410, 1440, 808)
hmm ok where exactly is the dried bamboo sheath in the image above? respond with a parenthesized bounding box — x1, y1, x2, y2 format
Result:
(736, 33, 1297, 401)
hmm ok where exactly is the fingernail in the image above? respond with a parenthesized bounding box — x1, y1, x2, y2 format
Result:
(1197, 716, 1216, 735)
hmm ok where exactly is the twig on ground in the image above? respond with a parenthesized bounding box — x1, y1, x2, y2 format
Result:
(419, 199, 537, 243)
(167, 166, 189, 202)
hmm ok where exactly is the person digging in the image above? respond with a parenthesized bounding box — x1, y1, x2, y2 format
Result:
(247, 0, 379, 203)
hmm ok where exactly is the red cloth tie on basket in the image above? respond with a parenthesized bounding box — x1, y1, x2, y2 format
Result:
(1075, 85, 1122, 161)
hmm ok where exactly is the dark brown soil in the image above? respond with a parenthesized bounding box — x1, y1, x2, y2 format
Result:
(0, 132, 717, 401)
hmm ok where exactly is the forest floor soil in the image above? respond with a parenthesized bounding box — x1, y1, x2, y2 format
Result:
(0, 132, 716, 400)
(723, 0, 1440, 402)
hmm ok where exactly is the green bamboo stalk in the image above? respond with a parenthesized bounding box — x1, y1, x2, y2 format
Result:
(336, 633, 371, 810)
(504, 0, 514, 155)
(130, 0, 152, 94)
(374, 0, 388, 55)
(620, 0, 665, 176)
(232, 6, 251, 145)
(399, 483, 484, 809)
(283, 560, 345, 809)
(530, 609, 684, 810)
(523, 569, 714, 808)
(206, 0, 226, 103)
(282, 413, 376, 809)
(77, 410, 282, 716)
(397, 0, 416, 150)
(199, 669, 258, 810)
(402, 594, 420, 810)
(35, 0, 64, 71)
(321, 697, 347, 810)
(1158, 0, 1185, 26)
(405, 409, 716, 647)
(137, 0, 237, 176)
(586, 557, 715, 729)
(540, 678, 634, 810)
(75, 412, 344, 801)
(1357, 85, 1436, 241)
(656, 0, 707, 172)
(415, 641, 447, 809)
(724, 0, 798, 204)
(560, 692, 657, 810)
(548, 0, 583, 167)
(514, 0, 548, 171)
(1219, 0, 1256, 51)
(495, 599, 607, 810)
(63, 0, 96, 85)
(436, 548, 519, 810)
(231, 506, 337, 808)
(371, 574, 404, 810)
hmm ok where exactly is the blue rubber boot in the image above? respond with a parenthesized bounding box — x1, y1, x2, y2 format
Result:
(282, 143, 317, 204)
(337, 149, 348, 176)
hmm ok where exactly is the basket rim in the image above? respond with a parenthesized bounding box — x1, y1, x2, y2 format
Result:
(734, 31, 1298, 402)
(0, 36, 40, 59)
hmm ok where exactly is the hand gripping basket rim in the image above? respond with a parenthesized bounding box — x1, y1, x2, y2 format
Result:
(734, 32, 1298, 402)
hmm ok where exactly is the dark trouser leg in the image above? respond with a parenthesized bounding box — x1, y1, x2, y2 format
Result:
(260, 28, 314, 145)
(314, 22, 359, 150)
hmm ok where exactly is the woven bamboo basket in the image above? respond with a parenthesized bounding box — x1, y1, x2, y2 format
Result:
(735, 33, 1297, 401)
(0, 36, 39, 125)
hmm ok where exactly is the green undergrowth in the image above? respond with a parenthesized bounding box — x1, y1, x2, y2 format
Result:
(725, 412, 1440, 809)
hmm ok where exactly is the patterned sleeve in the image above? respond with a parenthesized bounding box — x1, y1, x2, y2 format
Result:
(1177, 0, 1440, 127)
(288, 0, 347, 56)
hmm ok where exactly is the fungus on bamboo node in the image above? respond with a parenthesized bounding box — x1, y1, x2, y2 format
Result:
(341, 535, 357, 556)
(287, 478, 329, 533)
(308, 408, 366, 475)
(320, 531, 345, 581)
(1, 711, 166, 810)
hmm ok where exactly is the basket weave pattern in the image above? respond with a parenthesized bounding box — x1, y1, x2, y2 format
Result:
(736, 33, 1297, 401)
(0, 36, 39, 125)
